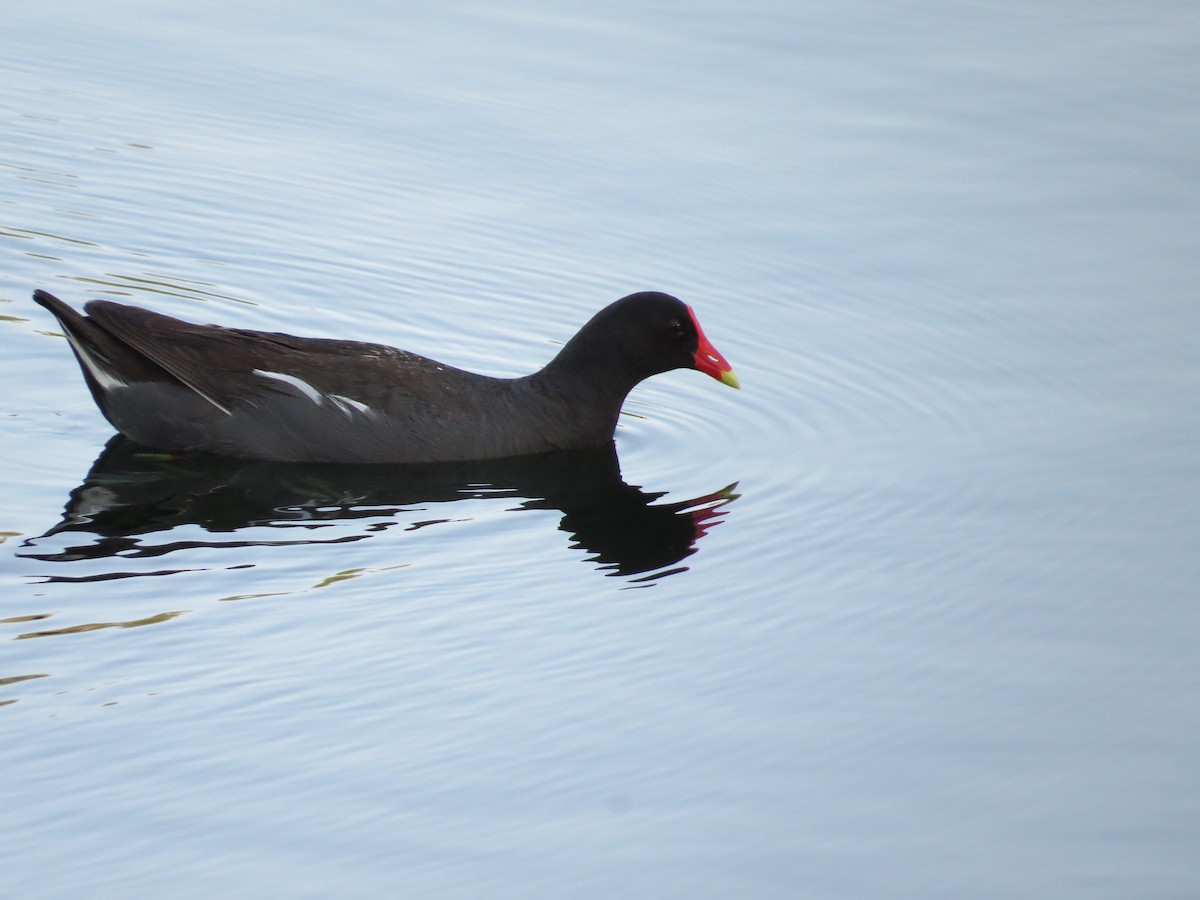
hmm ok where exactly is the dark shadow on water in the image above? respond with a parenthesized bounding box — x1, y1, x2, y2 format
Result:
(21, 436, 739, 584)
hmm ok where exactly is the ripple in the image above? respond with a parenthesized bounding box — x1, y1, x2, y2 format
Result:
(15, 440, 742, 606)
(63, 272, 247, 305)
(14, 610, 186, 640)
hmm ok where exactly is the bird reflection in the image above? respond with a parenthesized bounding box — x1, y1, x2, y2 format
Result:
(22, 436, 738, 582)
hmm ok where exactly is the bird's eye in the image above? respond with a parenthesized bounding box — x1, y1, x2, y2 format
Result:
(668, 317, 687, 338)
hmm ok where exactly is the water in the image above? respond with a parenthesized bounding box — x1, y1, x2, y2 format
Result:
(3, 1, 1199, 897)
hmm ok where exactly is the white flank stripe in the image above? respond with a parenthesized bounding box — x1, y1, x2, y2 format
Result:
(254, 369, 325, 404)
(330, 394, 373, 416)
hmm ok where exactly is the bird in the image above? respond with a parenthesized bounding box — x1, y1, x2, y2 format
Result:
(34, 289, 739, 464)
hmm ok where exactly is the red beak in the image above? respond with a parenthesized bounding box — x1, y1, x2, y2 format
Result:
(688, 306, 740, 389)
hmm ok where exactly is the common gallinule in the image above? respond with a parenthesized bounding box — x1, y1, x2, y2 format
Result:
(34, 289, 739, 463)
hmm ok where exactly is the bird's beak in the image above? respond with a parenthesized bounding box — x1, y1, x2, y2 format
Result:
(688, 306, 741, 389)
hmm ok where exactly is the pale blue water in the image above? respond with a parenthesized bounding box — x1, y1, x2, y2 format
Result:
(3, 1, 1199, 897)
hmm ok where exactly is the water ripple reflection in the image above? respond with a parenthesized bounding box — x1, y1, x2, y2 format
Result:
(19, 437, 740, 596)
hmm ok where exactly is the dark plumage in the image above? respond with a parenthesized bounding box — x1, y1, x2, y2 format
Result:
(34, 289, 738, 464)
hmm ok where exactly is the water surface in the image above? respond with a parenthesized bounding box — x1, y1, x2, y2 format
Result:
(3, 1, 1199, 897)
